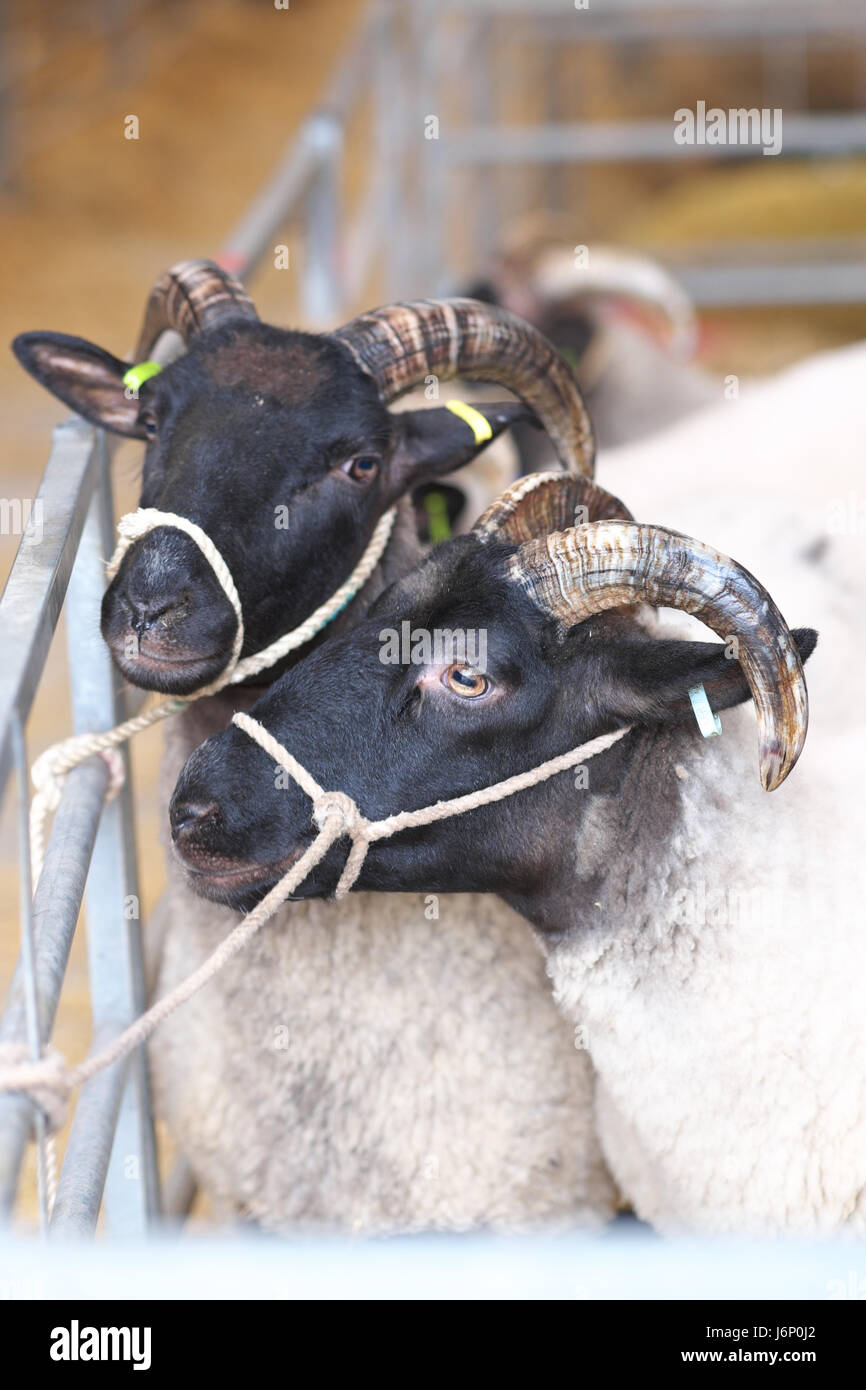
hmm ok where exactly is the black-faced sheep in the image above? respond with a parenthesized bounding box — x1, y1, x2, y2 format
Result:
(169, 470, 866, 1237)
(12, 265, 618, 1231)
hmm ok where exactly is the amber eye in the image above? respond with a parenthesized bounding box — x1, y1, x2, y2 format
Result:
(343, 455, 380, 482)
(444, 664, 489, 699)
(139, 411, 157, 441)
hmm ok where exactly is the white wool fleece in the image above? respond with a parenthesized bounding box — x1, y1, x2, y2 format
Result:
(542, 607, 866, 1236)
(541, 339, 866, 1233)
(147, 710, 618, 1233)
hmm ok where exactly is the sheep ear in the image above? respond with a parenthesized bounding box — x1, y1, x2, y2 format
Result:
(387, 400, 536, 487)
(474, 470, 633, 545)
(12, 331, 148, 438)
(595, 628, 818, 729)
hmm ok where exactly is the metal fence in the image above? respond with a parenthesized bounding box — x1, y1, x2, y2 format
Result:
(1, 0, 866, 1284)
(418, 0, 866, 303)
(0, 0, 415, 1238)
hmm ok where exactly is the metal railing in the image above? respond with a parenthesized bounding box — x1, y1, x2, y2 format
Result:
(419, 0, 866, 304)
(0, 0, 412, 1237)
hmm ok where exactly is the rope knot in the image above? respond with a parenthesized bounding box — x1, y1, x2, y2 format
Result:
(0, 1043, 72, 1135)
(313, 789, 366, 841)
(310, 790, 371, 900)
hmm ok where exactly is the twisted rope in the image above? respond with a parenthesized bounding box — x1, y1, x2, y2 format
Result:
(106, 509, 246, 675)
(28, 506, 397, 881)
(15, 503, 396, 1213)
(233, 712, 632, 900)
(1, 715, 631, 1135)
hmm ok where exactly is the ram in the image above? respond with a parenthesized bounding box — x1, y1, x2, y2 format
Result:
(467, 234, 713, 454)
(13, 264, 617, 1231)
(170, 467, 866, 1236)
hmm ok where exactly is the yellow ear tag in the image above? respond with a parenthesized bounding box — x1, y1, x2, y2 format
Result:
(122, 361, 163, 392)
(445, 399, 493, 445)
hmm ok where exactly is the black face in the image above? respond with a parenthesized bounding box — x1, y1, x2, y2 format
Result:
(169, 532, 818, 914)
(100, 325, 398, 693)
(13, 318, 534, 696)
(169, 537, 563, 907)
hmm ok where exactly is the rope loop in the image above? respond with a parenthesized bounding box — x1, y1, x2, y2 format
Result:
(3, 494, 637, 1176)
(28, 506, 397, 887)
(8, 499, 399, 1181)
(3, 717, 631, 1131)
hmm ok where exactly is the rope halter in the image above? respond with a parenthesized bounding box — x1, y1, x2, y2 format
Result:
(232, 710, 633, 901)
(2, 714, 632, 1136)
(105, 503, 398, 695)
(28, 504, 397, 881)
(106, 509, 247, 682)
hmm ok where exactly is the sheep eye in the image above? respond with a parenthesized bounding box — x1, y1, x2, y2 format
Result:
(444, 664, 489, 699)
(139, 411, 157, 441)
(343, 455, 380, 483)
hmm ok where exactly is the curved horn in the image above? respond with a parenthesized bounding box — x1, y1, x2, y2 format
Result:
(531, 246, 698, 360)
(332, 299, 595, 479)
(509, 521, 808, 791)
(473, 470, 633, 545)
(134, 259, 258, 360)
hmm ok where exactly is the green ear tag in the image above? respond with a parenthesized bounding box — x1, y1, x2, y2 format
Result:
(122, 361, 163, 392)
(424, 490, 452, 544)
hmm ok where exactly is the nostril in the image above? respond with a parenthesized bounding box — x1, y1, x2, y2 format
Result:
(123, 590, 187, 634)
(171, 801, 221, 842)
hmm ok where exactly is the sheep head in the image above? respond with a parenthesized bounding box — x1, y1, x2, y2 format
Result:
(169, 472, 815, 912)
(13, 262, 594, 695)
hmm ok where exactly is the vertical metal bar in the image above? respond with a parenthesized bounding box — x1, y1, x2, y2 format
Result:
(375, 0, 402, 301)
(49, 1053, 129, 1238)
(9, 713, 49, 1234)
(415, 0, 446, 294)
(60, 430, 159, 1234)
(302, 114, 343, 326)
(541, 20, 563, 218)
(0, 759, 109, 1221)
(469, 11, 497, 272)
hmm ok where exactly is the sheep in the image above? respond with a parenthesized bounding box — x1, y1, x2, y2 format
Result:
(12, 263, 618, 1231)
(464, 230, 716, 455)
(600, 334, 866, 739)
(170, 464, 866, 1237)
(401, 238, 709, 524)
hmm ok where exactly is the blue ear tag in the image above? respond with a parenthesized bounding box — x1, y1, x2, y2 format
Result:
(688, 683, 722, 738)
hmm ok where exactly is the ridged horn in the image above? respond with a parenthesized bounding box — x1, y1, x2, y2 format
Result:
(473, 470, 633, 546)
(134, 259, 258, 360)
(332, 299, 594, 478)
(509, 521, 808, 791)
(531, 246, 698, 360)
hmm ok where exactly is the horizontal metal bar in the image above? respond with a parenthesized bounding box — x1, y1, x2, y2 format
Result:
(443, 114, 866, 165)
(438, 0, 866, 42)
(0, 759, 108, 1218)
(679, 261, 866, 306)
(0, 419, 98, 798)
